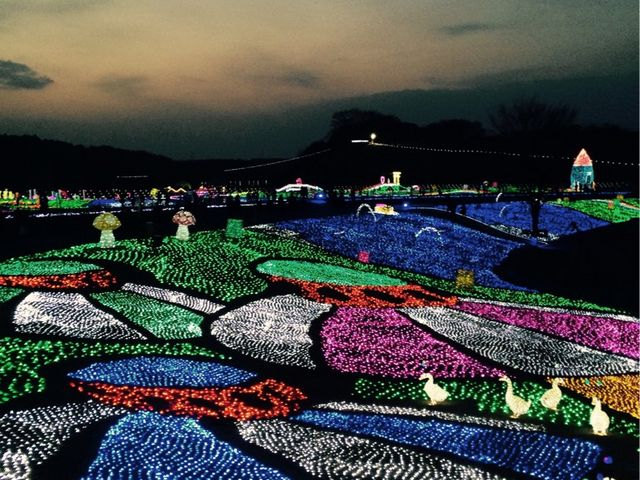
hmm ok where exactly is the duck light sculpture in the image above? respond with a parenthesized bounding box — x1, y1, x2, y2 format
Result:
(499, 376, 531, 418)
(419, 373, 449, 405)
(540, 378, 564, 411)
(589, 397, 609, 436)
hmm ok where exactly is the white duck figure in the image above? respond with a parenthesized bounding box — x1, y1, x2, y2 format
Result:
(540, 378, 564, 411)
(589, 397, 609, 436)
(499, 376, 531, 418)
(419, 373, 449, 405)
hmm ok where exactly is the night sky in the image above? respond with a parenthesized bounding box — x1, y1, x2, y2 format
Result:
(0, 0, 638, 159)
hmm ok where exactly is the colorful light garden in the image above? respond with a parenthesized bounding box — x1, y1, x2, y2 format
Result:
(0, 200, 637, 480)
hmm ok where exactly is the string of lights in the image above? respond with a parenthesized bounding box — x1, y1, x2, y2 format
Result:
(212, 294, 330, 369)
(401, 307, 639, 377)
(237, 417, 505, 479)
(223, 148, 332, 172)
(291, 408, 602, 480)
(373, 142, 639, 167)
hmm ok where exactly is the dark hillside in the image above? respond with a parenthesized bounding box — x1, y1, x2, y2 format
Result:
(495, 219, 640, 315)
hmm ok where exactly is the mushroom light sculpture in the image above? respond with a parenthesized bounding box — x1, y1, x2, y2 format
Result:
(93, 212, 121, 248)
(172, 208, 196, 240)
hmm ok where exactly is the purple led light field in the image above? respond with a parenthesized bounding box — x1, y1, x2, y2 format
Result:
(320, 307, 505, 379)
(455, 301, 640, 360)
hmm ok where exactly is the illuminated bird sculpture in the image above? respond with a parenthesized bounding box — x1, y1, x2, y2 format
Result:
(589, 397, 609, 436)
(540, 378, 564, 411)
(419, 373, 449, 405)
(499, 376, 531, 418)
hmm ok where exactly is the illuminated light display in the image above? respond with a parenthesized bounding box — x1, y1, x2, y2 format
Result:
(275, 180, 323, 195)
(0, 269, 117, 290)
(0, 401, 127, 466)
(225, 218, 244, 240)
(121, 282, 224, 314)
(13, 292, 146, 340)
(419, 373, 449, 405)
(70, 377, 306, 421)
(570, 148, 595, 190)
(90, 291, 204, 339)
(499, 376, 531, 418)
(353, 377, 639, 435)
(0, 288, 23, 303)
(246, 224, 301, 239)
(561, 375, 640, 419)
(455, 268, 475, 289)
(85, 412, 290, 480)
(458, 296, 634, 321)
(0, 259, 102, 276)
(455, 300, 640, 359)
(374, 203, 398, 215)
(321, 307, 505, 378)
(540, 378, 564, 411)
(276, 213, 530, 291)
(0, 208, 636, 479)
(68, 357, 257, 387)
(315, 401, 545, 431)
(237, 418, 505, 480)
(291, 409, 602, 480)
(93, 212, 121, 248)
(0, 337, 223, 405)
(0, 450, 30, 480)
(256, 259, 406, 286)
(172, 208, 196, 240)
(212, 294, 331, 369)
(8, 222, 610, 312)
(564, 199, 640, 223)
(270, 277, 456, 308)
(462, 201, 609, 235)
(589, 397, 609, 435)
(401, 307, 639, 376)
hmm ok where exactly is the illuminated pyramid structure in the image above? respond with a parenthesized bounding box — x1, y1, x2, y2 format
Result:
(569, 148, 595, 191)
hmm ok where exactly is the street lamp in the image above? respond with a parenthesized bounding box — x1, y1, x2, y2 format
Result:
(370, 133, 377, 144)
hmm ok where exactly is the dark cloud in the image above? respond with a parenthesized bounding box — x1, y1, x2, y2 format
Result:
(278, 71, 320, 88)
(460, 66, 562, 87)
(248, 69, 321, 89)
(95, 75, 149, 97)
(0, 60, 53, 89)
(440, 23, 499, 36)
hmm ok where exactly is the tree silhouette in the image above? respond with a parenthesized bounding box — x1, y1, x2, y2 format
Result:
(489, 96, 578, 135)
(325, 109, 417, 145)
